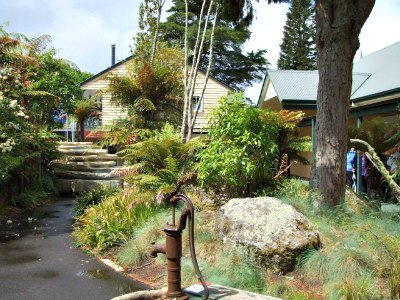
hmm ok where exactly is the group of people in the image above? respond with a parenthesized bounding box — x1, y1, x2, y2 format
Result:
(346, 147, 399, 194)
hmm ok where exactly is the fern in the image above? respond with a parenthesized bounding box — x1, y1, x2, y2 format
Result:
(119, 124, 204, 197)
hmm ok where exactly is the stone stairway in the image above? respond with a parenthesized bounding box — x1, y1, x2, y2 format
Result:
(52, 142, 120, 193)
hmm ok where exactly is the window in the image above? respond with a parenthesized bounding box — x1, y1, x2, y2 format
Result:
(191, 95, 203, 112)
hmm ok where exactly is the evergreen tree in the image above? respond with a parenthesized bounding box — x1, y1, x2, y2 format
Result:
(277, 0, 316, 70)
(160, 0, 267, 90)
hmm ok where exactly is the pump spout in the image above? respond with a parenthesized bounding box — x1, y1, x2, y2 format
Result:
(149, 243, 166, 258)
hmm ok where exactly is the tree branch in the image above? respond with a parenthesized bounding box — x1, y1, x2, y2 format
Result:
(351, 138, 400, 203)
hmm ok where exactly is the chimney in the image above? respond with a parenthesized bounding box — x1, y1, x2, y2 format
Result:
(111, 44, 116, 66)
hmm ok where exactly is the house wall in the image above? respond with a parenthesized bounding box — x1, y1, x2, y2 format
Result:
(81, 63, 129, 126)
(192, 72, 231, 132)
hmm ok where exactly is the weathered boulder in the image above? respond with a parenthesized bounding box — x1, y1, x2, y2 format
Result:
(218, 197, 320, 274)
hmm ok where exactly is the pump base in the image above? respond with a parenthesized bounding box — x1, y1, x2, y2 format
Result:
(162, 292, 189, 300)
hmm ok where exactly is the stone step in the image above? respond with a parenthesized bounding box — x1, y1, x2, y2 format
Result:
(55, 178, 119, 194)
(58, 145, 101, 150)
(59, 142, 93, 146)
(65, 154, 119, 162)
(58, 148, 108, 155)
(51, 160, 117, 170)
(54, 169, 118, 180)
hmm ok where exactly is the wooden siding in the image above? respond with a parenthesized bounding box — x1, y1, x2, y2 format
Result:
(81, 63, 128, 126)
(81, 61, 231, 129)
(192, 72, 231, 132)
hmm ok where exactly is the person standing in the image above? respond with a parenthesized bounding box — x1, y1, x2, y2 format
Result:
(346, 147, 357, 188)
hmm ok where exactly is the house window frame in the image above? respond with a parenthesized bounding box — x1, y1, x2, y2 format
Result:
(191, 95, 204, 113)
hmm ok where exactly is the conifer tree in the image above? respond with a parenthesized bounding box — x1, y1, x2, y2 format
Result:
(277, 0, 316, 70)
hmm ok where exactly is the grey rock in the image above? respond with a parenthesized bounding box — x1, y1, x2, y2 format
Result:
(58, 148, 108, 155)
(218, 197, 320, 274)
(52, 142, 121, 193)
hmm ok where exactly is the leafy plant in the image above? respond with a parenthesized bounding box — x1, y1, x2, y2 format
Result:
(73, 190, 161, 252)
(197, 95, 312, 198)
(119, 123, 203, 196)
(106, 46, 184, 130)
(74, 185, 119, 217)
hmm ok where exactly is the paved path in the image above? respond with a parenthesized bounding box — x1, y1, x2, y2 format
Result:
(0, 197, 147, 300)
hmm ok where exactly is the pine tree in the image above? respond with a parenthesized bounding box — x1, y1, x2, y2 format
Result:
(277, 0, 316, 70)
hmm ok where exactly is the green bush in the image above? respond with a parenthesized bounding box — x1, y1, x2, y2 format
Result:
(73, 190, 162, 252)
(197, 93, 280, 198)
(74, 186, 119, 217)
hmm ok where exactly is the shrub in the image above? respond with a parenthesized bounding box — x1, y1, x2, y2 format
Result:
(197, 94, 311, 198)
(120, 124, 203, 196)
(73, 190, 161, 252)
(74, 185, 119, 217)
(197, 93, 280, 198)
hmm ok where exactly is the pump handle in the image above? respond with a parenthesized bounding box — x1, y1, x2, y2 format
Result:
(171, 193, 209, 300)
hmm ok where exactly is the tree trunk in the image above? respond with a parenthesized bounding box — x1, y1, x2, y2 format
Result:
(77, 120, 85, 142)
(310, 0, 375, 206)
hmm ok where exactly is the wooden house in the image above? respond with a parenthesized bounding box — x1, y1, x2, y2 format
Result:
(80, 54, 233, 134)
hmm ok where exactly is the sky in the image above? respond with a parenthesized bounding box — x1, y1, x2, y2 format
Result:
(1, 0, 400, 101)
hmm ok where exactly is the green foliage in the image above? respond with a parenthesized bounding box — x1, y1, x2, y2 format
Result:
(277, 0, 316, 70)
(197, 94, 279, 197)
(97, 120, 152, 148)
(74, 186, 119, 217)
(120, 124, 203, 195)
(29, 48, 92, 122)
(0, 25, 82, 206)
(198, 93, 310, 198)
(160, 0, 267, 90)
(73, 190, 161, 252)
(74, 99, 99, 141)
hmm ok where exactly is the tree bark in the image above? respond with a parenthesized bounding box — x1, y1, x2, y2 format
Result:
(310, 0, 375, 206)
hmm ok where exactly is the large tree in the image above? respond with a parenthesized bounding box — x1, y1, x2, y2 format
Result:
(218, 0, 375, 206)
(160, 0, 267, 90)
(277, 0, 316, 70)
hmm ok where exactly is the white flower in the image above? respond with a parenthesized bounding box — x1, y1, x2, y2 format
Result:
(10, 100, 17, 108)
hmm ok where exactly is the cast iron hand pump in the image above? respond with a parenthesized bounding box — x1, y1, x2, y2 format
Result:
(150, 193, 209, 300)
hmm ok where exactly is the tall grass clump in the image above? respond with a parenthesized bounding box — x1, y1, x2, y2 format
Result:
(116, 210, 171, 267)
(73, 190, 161, 252)
(274, 178, 400, 299)
(73, 185, 119, 217)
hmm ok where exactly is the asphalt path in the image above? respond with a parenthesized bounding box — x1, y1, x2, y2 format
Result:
(0, 197, 147, 300)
